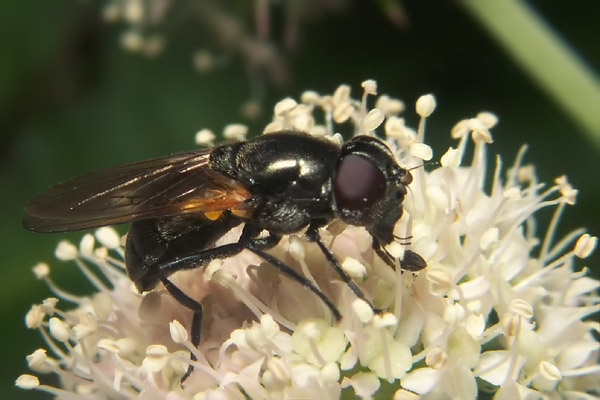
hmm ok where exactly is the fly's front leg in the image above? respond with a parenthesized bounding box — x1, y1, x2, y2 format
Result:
(305, 224, 383, 315)
(372, 237, 427, 272)
(372, 237, 396, 269)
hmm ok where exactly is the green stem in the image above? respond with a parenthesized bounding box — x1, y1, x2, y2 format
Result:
(463, 0, 600, 145)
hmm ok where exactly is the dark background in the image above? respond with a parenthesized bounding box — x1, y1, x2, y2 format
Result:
(1, 1, 598, 399)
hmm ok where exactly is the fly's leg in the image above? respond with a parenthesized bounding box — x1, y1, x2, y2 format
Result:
(159, 276, 202, 384)
(372, 237, 396, 269)
(155, 224, 265, 383)
(400, 250, 427, 271)
(305, 224, 383, 315)
(247, 245, 342, 322)
(371, 237, 427, 272)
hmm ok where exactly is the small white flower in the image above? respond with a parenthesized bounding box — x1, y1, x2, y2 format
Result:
(54, 240, 77, 261)
(377, 95, 405, 115)
(95, 226, 121, 249)
(79, 234, 95, 257)
(26, 349, 53, 374)
(25, 305, 44, 329)
(32, 262, 50, 279)
(363, 108, 385, 131)
(333, 101, 354, 124)
(575, 233, 597, 258)
(195, 129, 216, 146)
(223, 123, 248, 140)
(332, 84, 352, 106)
(341, 371, 380, 399)
(410, 142, 433, 161)
(361, 79, 378, 95)
(48, 317, 70, 343)
(342, 257, 367, 278)
(300, 90, 321, 105)
(142, 345, 170, 372)
(18, 81, 598, 399)
(169, 320, 189, 344)
(415, 94, 436, 117)
(72, 313, 98, 339)
(352, 299, 374, 323)
(15, 375, 39, 389)
(274, 97, 298, 116)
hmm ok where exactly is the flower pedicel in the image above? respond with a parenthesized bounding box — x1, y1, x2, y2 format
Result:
(18, 80, 598, 399)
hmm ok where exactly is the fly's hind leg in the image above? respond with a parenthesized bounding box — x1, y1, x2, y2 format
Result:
(154, 224, 265, 383)
(159, 276, 203, 384)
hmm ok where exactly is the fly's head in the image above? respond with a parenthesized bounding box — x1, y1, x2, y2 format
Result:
(333, 135, 413, 245)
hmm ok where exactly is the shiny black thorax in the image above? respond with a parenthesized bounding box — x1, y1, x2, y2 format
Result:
(209, 131, 341, 233)
(125, 131, 411, 291)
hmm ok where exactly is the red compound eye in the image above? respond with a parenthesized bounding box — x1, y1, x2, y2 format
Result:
(334, 154, 386, 210)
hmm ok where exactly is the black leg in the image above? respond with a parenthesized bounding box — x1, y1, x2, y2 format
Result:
(400, 249, 427, 271)
(238, 229, 343, 321)
(247, 246, 342, 322)
(372, 237, 427, 272)
(158, 224, 269, 274)
(372, 237, 397, 269)
(306, 225, 382, 315)
(159, 242, 250, 274)
(154, 224, 264, 383)
(159, 276, 202, 384)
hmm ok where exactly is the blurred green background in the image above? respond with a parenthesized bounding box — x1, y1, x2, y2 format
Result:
(1, 1, 598, 398)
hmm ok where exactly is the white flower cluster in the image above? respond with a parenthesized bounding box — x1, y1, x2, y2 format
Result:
(18, 81, 598, 399)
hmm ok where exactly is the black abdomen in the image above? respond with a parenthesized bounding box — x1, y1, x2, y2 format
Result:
(125, 215, 241, 291)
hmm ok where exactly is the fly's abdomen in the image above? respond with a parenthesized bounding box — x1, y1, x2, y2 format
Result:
(125, 215, 241, 292)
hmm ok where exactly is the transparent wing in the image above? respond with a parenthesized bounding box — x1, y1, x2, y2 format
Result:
(24, 150, 251, 232)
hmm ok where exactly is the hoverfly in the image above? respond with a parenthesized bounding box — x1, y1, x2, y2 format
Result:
(24, 130, 426, 381)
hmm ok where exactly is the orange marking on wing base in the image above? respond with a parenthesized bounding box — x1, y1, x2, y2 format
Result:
(177, 187, 252, 217)
(204, 210, 223, 220)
